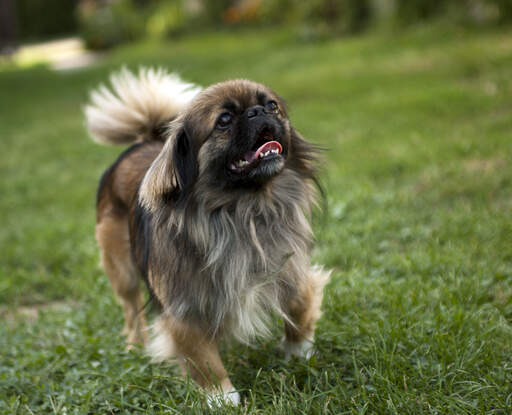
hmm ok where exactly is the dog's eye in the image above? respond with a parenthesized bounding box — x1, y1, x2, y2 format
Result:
(216, 112, 233, 129)
(265, 100, 279, 113)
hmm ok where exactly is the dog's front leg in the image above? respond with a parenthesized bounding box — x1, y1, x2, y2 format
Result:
(159, 317, 240, 406)
(282, 266, 330, 360)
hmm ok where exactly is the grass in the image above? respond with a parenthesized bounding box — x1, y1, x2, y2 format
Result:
(1, 24, 512, 414)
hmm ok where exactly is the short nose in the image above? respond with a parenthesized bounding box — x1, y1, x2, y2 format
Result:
(246, 105, 265, 118)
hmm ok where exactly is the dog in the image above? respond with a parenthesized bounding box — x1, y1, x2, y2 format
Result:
(86, 68, 330, 405)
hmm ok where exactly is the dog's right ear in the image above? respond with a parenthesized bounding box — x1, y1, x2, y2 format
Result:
(139, 120, 198, 211)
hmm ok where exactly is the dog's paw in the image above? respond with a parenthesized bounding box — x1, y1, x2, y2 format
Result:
(206, 386, 240, 408)
(281, 337, 315, 361)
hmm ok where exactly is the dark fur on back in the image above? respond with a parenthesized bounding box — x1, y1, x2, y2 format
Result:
(130, 202, 159, 306)
(96, 143, 146, 214)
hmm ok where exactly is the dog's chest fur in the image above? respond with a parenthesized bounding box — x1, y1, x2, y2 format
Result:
(147, 169, 314, 342)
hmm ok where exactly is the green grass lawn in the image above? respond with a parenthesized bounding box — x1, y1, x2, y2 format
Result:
(1, 24, 512, 414)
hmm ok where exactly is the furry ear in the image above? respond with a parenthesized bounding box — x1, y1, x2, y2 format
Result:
(289, 127, 328, 218)
(139, 122, 198, 211)
(289, 127, 321, 180)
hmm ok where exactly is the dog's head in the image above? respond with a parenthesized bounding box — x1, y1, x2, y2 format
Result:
(140, 80, 317, 210)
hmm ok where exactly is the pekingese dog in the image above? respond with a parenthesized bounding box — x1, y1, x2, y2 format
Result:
(86, 68, 330, 405)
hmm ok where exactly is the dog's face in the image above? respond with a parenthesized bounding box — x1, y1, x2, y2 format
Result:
(140, 80, 315, 210)
(184, 80, 290, 188)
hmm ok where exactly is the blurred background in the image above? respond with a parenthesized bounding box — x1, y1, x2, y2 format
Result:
(1, 0, 512, 56)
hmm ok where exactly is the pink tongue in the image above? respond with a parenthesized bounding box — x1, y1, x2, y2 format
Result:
(244, 141, 282, 162)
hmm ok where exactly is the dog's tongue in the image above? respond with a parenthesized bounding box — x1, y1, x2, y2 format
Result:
(243, 141, 282, 163)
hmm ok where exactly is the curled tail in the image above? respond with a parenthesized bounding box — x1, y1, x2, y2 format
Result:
(85, 67, 201, 145)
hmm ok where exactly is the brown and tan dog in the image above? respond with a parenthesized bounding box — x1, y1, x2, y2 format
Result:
(86, 68, 330, 405)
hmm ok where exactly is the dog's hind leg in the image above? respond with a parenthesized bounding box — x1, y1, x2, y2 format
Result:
(96, 214, 148, 348)
(282, 266, 330, 360)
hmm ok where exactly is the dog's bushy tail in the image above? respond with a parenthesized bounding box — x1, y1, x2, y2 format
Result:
(85, 67, 201, 145)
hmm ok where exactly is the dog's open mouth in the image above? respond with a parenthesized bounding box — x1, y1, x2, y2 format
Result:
(229, 129, 283, 173)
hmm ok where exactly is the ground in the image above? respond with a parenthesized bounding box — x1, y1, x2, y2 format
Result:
(1, 24, 511, 414)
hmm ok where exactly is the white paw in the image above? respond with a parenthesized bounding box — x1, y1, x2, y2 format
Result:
(206, 386, 240, 407)
(282, 337, 315, 361)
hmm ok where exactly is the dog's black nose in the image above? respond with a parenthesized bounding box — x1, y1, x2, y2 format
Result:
(246, 105, 265, 118)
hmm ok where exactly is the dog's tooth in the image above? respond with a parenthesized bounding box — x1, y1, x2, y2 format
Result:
(235, 159, 249, 168)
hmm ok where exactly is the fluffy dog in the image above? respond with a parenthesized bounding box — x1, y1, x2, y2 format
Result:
(86, 68, 330, 405)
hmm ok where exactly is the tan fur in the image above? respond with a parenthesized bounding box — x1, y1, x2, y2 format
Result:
(96, 142, 163, 346)
(88, 70, 330, 402)
(96, 216, 148, 347)
(160, 315, 230, 390)
(284, 266, 331, 343)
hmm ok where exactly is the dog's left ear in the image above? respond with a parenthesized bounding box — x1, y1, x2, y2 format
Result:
(139, 120, 198, 211)
(289, 127, 320, 180)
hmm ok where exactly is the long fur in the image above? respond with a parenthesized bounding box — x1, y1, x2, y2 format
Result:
(89, 70, 330, 398)
(142, 168, 318, 343)
(132, 82, 325, 343)
(86, 67, 201, 144)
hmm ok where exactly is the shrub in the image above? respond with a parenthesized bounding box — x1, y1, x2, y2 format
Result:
(487, 0, 512, 22)
(16, 0, 79, 41)
(306, 0, 373, 34)
(75, 0, 512, 51)
(394, 0, 447, 23)
(146, 2, 187, 38)
(77, 0, 146, 50)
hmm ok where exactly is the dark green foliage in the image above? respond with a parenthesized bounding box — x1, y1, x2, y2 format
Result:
(394, 0, 447, 22)
(200, 0, 234, 25)
(300, 0, 373, 36)
(15, 0, 79, 41)
(11, 0, 512, 48)
(77, 0, 148, 50)
(393, 0, 512, 26)
(490, 0, 512, 22)
(258, 0, 512, 32)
